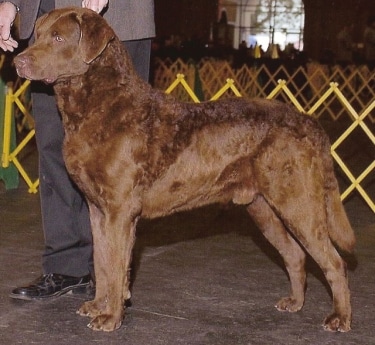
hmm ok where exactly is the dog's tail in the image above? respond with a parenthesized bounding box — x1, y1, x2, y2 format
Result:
(326, 188, 355, 253)
(323, 145, 355, 253)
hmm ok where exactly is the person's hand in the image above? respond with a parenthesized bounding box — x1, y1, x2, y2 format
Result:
(0, 2, 18, 52)
(82, 0, 109, 13)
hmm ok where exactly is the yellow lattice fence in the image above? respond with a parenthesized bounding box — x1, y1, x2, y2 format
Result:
(154, 58, 375, 123)
(1, 79, 38, 193)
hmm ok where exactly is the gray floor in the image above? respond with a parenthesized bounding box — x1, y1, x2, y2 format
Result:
(1, 145, 375, 345)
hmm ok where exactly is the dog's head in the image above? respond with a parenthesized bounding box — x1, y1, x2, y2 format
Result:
(14, 7, 115, 84)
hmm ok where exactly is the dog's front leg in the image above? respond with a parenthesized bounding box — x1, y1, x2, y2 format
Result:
(77, 203, 108, 319)
(87, 210, 139, 332)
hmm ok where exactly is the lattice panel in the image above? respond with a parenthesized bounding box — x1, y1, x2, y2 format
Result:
(154, 58, 375, 123)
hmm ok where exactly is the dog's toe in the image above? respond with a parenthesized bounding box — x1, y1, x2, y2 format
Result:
(77, 300, 102, 318)
(275, 297, 303, 312)
(88, 314, 123, 332)
(323, 313, 351, 332)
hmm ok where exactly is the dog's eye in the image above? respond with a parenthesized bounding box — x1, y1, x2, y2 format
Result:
(54, 35, 64, 42)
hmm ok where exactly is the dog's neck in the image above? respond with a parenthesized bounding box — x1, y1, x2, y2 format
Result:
(53, 37, 153, 133)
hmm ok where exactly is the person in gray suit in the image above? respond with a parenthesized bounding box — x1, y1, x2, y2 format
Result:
(0, 0, 155, 299)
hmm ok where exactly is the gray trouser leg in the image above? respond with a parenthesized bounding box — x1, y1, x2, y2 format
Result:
(31, 84, 93, 277)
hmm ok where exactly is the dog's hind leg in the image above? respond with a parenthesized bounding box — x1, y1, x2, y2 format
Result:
(307, 239, 351, 332)
(258, 164, 351, 331)
(285, 208, 351, 332)
(247, 195, 306, 312)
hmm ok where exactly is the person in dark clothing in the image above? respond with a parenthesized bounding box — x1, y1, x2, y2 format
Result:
(0, 0, 155, 300)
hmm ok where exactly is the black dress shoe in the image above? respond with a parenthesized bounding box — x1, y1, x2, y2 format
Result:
(9, 273, 92, 300)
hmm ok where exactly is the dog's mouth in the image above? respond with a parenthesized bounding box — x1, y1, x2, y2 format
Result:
(15, 70, 55, 85)
(14, 54, 57, 84)
(16, 68, 56, 84)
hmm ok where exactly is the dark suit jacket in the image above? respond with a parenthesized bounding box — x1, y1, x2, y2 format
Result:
(1, 0, 155, 41)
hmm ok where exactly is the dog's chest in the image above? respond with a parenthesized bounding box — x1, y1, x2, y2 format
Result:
(62, 132, 96, 184)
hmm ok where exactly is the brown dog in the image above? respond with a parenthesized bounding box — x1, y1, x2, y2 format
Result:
(14, 7, 355, 333)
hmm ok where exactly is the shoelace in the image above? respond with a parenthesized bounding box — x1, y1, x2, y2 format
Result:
(37, 273, 58, 289)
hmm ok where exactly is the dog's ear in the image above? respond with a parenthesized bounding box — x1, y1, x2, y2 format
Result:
(78, 11, 115, 64)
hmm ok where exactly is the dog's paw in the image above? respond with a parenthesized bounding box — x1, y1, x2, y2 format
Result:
(88, 314, 123, 332)
(323, 313, 351, 332)
(275, 297, 303, 312)
(77, 300, 102, 318)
